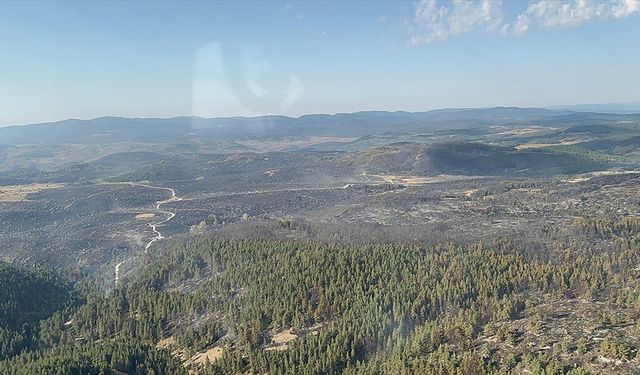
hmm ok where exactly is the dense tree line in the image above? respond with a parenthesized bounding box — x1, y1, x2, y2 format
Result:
(0, 340, 185, 375)
(0, 262, 77, 361)
(1, 214, 640, 373)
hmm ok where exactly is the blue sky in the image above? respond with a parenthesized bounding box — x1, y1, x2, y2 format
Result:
(1, 0, 639, 126)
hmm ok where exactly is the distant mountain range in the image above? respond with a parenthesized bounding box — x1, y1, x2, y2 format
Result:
(546, 102, 640, 114)
(1, 107, 639, 145)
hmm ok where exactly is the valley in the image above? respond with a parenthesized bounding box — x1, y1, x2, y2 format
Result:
(1, 108, 640, 374)
(2, 111, 639, 288)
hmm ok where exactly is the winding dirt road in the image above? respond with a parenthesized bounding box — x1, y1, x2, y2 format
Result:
(114, 261, 124, 287)
(138, 183, 182, 251)
(107, 182, 182, 287)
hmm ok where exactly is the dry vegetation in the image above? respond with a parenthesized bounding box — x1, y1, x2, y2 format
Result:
(0, 183, 64, 202)
(372, 174, 474, 185)
(135, 213, 155, 220)
(265, 329, 298, 351)
(233, 136, 357, 152)
(515, 139, 583, 150)
(189, 347, 224, 365)
(493, 126, 551, 137)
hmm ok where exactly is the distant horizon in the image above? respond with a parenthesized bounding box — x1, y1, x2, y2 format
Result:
(3, 102, 640, 128)
(2, 1, 639, 127)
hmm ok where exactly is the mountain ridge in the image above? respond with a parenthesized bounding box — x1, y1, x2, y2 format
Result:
(0, 107, 581, 145)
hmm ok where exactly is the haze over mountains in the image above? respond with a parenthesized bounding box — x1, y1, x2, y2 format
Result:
(2, 104, 640, 374)
(546, 102, 640, 114)
(3, 106, 639, 145)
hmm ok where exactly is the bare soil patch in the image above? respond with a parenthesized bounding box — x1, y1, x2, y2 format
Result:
(156, 336, 176, 349)
(562, 170, 640, 183)
(272, 329, 298, 344)
(0, 183, 64, 202)
(235, 137, 357, 152)
(265, 329, 298, 351)
(516, 139, 582, 150)
(495, 126, 550, 137)
(135, 213, 156, 220)
(190, 346, 224, 364)
(374, 174, 474, 185)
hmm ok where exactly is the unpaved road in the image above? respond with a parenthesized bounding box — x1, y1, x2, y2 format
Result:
(100, 181, 182, 250)
(139, 184, 182, 251)
(105, 182, 182, 287)
(114, 261, 124, 287)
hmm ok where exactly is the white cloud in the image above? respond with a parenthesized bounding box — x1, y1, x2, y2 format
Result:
(612, 0, 640, 17)
(504, 0, 640, 36)
(513, 14, 531, 36)
(408, 0, 640, 44)
(409, 0, 503, 44)
(526, 0, 606, 28)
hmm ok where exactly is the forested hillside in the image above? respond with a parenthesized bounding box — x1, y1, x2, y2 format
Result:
(0, 262, 185, 374)
(0, 262, 76, 361)
(2, 215, 640, 374)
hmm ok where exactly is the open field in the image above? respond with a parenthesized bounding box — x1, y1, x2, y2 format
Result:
(515, 139, 584, 150)
(135, 213, 155, 220)
(371, 173, 477, 185)
(0, 183, 64, 202)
